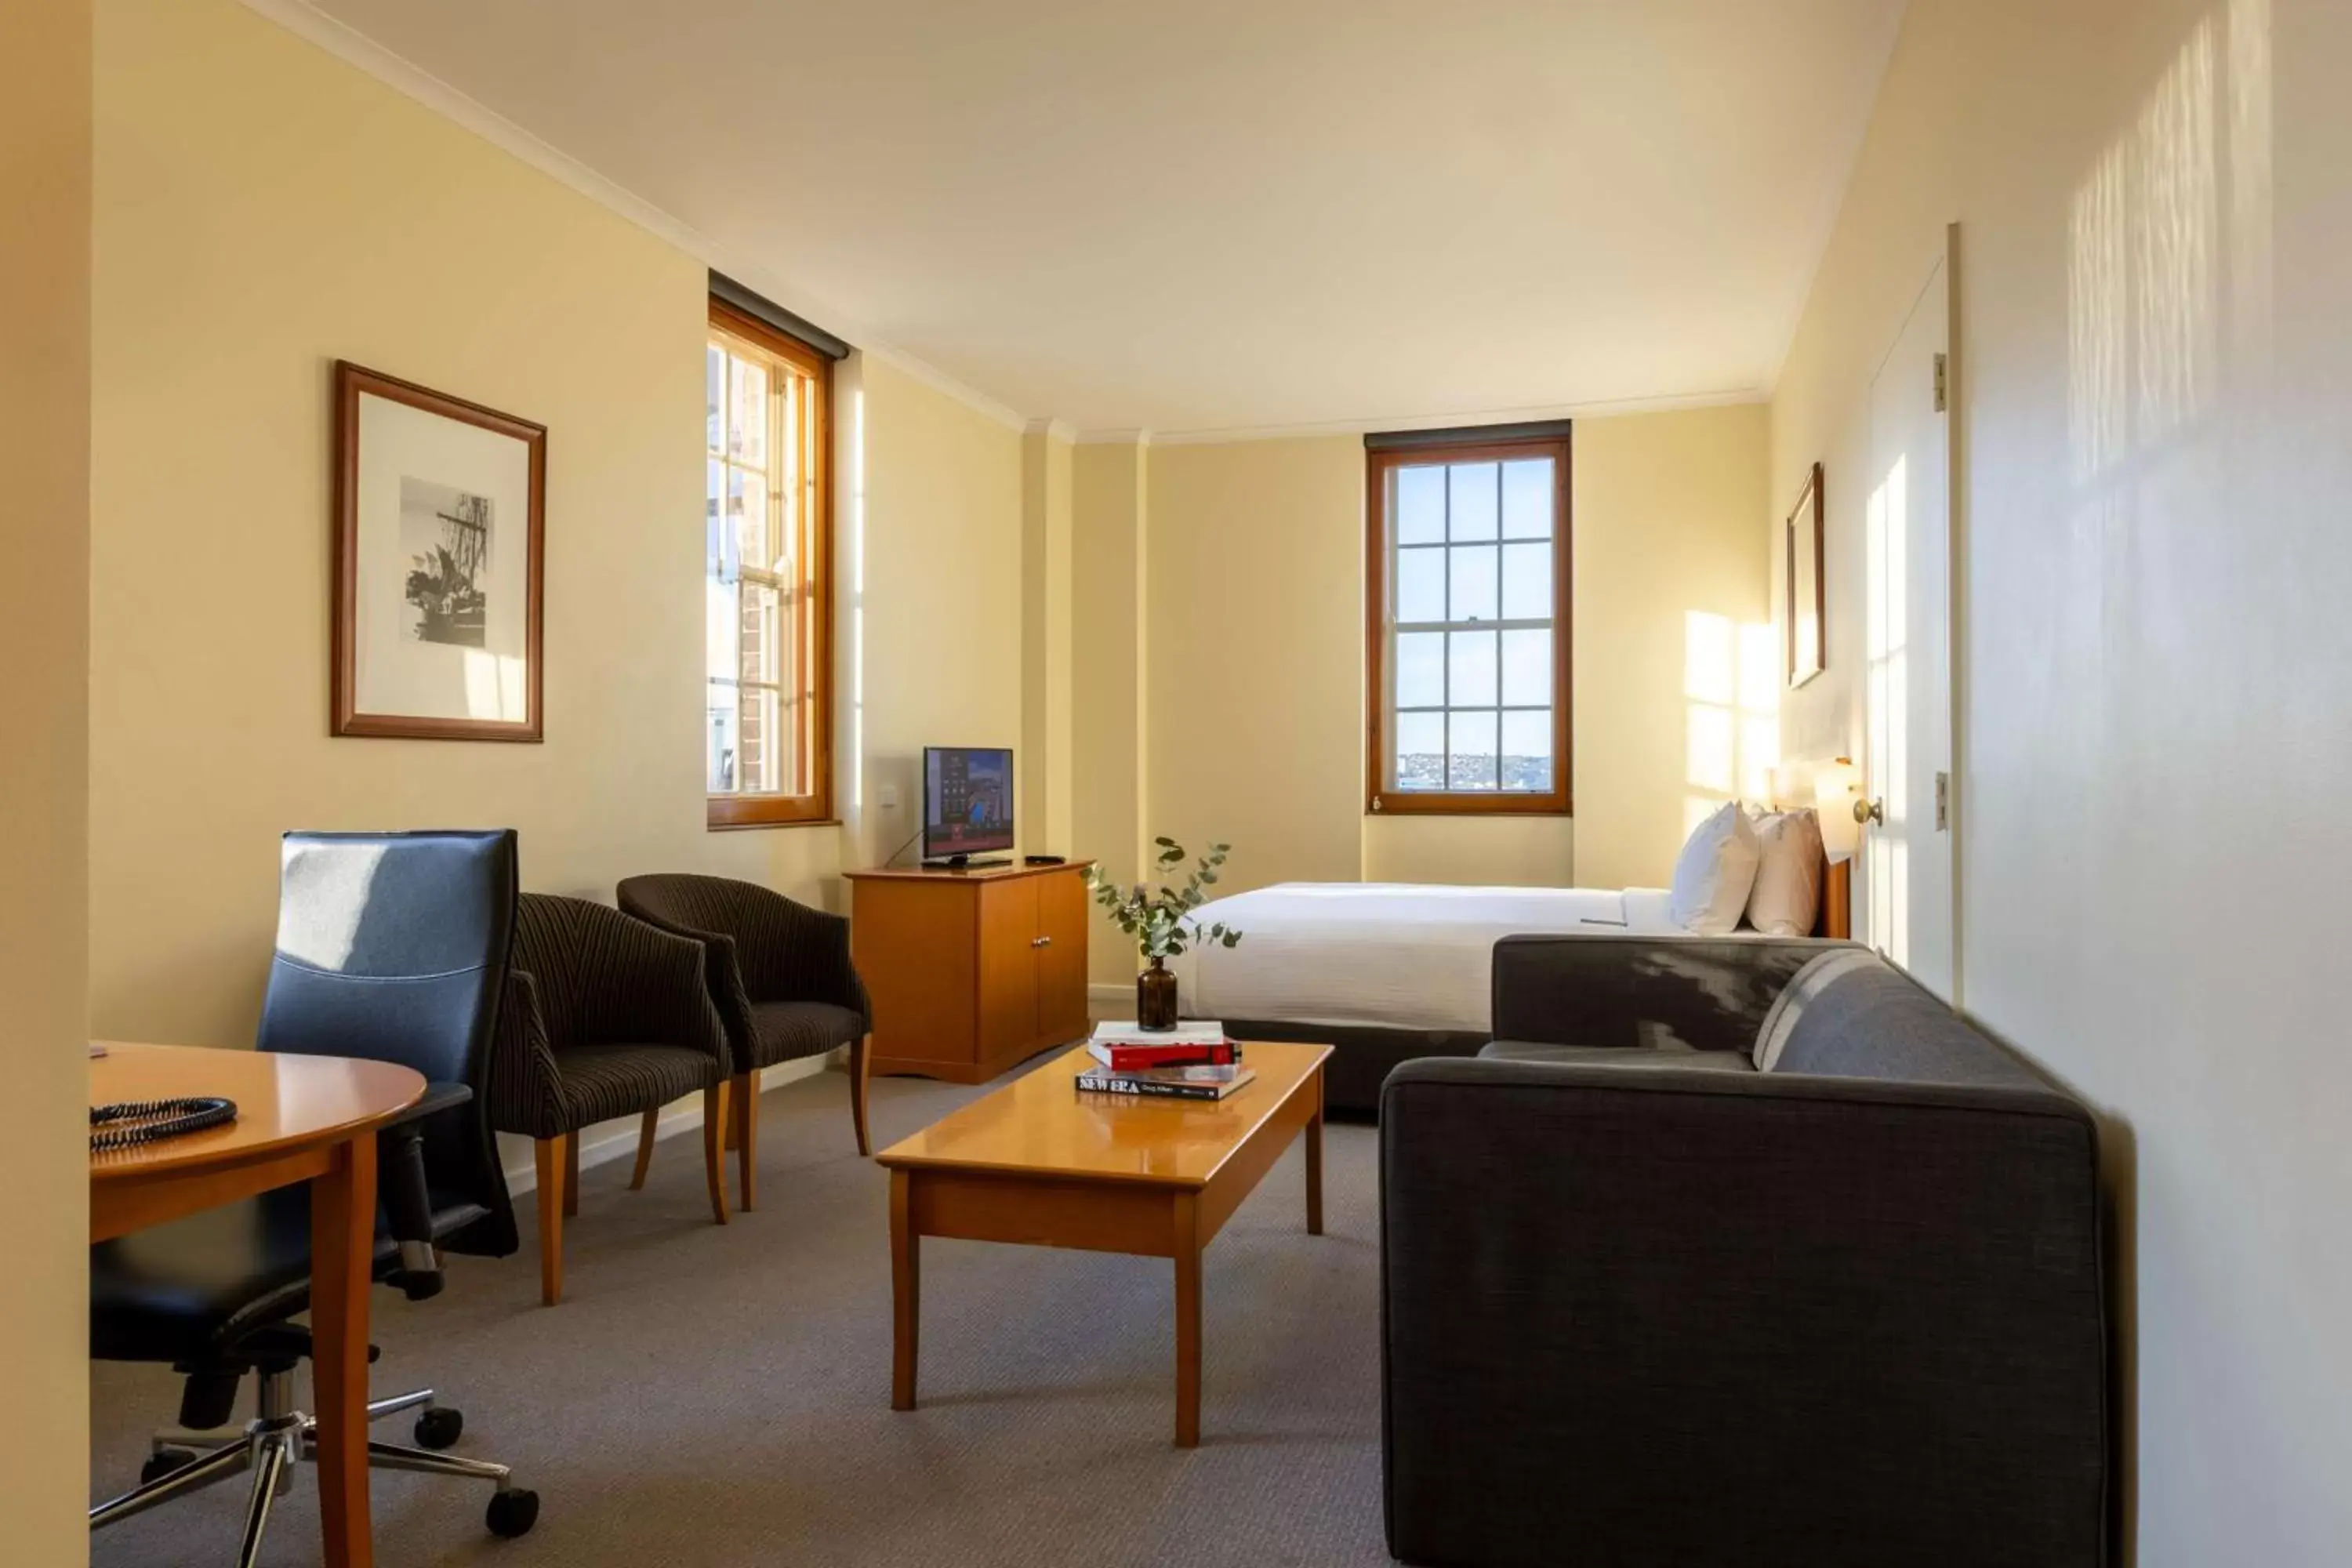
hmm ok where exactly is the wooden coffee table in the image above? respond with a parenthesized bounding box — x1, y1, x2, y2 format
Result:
(877, 1039, 1331, 1446)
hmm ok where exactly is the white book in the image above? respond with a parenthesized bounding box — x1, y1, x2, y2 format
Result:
(1090, 1020, 1226, 1047)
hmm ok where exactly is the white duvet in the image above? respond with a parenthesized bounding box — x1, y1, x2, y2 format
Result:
(1167, 882, 1679, 1035)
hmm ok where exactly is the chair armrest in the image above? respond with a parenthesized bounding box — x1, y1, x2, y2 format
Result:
(1489, 933, 1854, 1051)
(485, 967, 568, 1139)
(378, 1082, 471, 1301)
(1378, 1057, 2107, 1566)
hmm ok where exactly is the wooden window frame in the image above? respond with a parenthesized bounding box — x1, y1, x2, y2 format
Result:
(706, 299, 835, 829)
(1365, 432, 1573, 817)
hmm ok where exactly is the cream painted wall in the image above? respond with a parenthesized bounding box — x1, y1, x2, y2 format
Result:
(90, 0, 840, 1053)
(1073, 408, 1766, 923)
(0, 0, 93, 1548)
(1071, 441, 1148, 981)
(1145, 437, 1365, 893)
(1769, 0, 2352, 1559)
(851, 356, 1025, 868)
(1571, 404, 1772, 889)
(1020, 425, 1076, 851)
(91, 0, 1029, 1101)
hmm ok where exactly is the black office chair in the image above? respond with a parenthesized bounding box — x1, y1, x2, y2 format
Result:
(89, 829, 539, 1560)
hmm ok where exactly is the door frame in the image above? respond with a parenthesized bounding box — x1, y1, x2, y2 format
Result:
(1862, 222, 1965, 1004)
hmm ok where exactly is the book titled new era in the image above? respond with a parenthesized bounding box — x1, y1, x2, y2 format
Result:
(1075, 1063, 1257, 1102)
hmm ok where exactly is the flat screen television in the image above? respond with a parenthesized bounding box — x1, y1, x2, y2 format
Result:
(922, 746, 1014, 865)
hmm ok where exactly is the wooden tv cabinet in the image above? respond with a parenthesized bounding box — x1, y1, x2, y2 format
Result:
(845, 861, 1094, 1084)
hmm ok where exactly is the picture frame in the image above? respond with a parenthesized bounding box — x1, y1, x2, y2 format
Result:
(332, 361, 546, 741)
(1785, 460, 1825, 689)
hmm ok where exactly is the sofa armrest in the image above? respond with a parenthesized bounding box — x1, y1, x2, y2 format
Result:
(1489, 933, 1854, 1051)
(1379, 1056, 2108, 1568)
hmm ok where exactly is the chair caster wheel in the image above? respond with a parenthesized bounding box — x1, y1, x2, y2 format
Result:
(486, 1486, 540, 1538)
(140, 1449, 195, 1486)
(414, 1406, 464, 1450)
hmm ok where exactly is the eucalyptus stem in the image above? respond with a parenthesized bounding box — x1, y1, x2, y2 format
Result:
(1082, 837, 1244, 961)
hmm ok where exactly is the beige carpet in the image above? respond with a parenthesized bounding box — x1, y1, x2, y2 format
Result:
(89, 1060, 1390, 1566)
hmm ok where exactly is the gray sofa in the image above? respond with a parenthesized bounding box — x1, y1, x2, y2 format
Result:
(1381, 935, 2111, 1568)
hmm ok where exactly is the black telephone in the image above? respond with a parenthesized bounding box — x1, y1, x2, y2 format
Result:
(90, 1097, 238, 1153)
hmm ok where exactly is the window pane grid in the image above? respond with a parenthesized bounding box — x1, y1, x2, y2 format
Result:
(708, 329, 822, 804)
(1378, 446, 1565, 805)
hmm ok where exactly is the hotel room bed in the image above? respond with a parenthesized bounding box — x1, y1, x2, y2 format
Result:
(1167, 859, 1849, 1116)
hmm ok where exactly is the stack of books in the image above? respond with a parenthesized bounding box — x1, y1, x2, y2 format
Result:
(1075, 1021, 1254, 1102)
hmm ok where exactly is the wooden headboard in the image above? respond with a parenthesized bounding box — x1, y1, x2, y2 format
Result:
(1774, 763, 1853, 942)
(1814, 858, 1852, 941)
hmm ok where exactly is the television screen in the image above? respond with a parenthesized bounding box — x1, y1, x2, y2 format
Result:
(923, 747, 1014, 859)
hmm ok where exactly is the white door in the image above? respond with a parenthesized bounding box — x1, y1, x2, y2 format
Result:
(1863, 245, 1957, 1000)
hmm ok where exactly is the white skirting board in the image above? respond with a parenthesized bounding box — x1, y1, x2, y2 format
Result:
(497, 1051, 839, 1195)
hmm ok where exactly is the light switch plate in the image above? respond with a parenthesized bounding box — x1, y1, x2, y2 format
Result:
(878, 782, 900, 809)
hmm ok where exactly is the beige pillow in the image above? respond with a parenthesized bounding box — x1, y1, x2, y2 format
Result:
(1746, 807, 1825, 937)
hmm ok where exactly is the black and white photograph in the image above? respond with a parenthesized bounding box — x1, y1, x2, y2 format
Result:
(400, 477, 492, 649)
(332, 361, 545, 741)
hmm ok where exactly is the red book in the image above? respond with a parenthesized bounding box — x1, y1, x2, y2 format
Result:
(1086, 1038, 1241, 1073)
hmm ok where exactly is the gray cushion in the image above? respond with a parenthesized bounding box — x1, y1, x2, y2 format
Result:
(1480, 1040, 1757, 1073)
(1751, 947, 1883, 1070)
(1775, 960, 2044, 1090)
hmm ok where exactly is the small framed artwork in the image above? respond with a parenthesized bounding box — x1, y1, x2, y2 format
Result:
(1785, 461, 1825, 689)
(332, 361, 545, 740)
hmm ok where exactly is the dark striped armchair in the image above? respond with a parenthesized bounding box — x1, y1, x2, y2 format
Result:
(488, 893, 732, 1304)
(618, 873, 873, 1209)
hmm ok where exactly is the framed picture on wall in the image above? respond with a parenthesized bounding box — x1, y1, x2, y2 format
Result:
(1785, 460, 1825, 689)
(332, 361, 546, 740)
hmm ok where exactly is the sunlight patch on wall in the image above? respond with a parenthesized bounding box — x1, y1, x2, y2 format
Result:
(848, 387, 866, 822)
(2068, 0, 2270, 486)
(1864, 459, 1908, 962)
(1683, 610, 1780, 837)
(462, 650, 528, 721)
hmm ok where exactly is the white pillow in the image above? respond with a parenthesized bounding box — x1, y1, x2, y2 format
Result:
(1745, 806, 1825, 937)
(1668, 801, 1762, 935)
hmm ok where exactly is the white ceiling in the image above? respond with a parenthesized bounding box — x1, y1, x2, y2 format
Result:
(285, 0, 1907, 436)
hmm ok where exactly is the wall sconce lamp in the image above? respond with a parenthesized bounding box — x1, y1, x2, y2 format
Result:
(1813, 757, 1878, 865)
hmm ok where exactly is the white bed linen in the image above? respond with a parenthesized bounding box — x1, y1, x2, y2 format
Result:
(1167, 882, 1679, 1035)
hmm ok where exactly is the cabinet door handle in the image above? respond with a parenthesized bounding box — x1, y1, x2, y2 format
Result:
(1031, 936, 1051, 948)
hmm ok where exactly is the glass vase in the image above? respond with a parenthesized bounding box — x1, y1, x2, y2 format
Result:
(1136, 956, 1178, 1032)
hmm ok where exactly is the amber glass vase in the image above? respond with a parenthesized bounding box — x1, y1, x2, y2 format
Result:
(1136, 956, 1179, 1031)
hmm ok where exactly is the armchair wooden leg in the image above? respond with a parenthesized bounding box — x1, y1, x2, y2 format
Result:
(732, 1069, 759, 1212)
(851, 1033, 873, 1158)
(629, 1107, 659, 1190)
(563, 1131, 581, 1218)
(702, 1081, 731, 1226)
(533, 1134, 568, 1306)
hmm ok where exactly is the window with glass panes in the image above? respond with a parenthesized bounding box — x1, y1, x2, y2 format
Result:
(706, 301, 833, 828)
(1367, 432, 1570, 815)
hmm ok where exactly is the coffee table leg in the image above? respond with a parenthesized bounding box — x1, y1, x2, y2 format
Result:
(1305, 1070, 1325, 1237)
(1173, 1191, 1202, 1448)
(891, 1169, 919, 1410)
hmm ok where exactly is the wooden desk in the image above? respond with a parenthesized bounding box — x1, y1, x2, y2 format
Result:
(90, 1043, 426, 1568)
(877, 1040, 1330, 1446)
